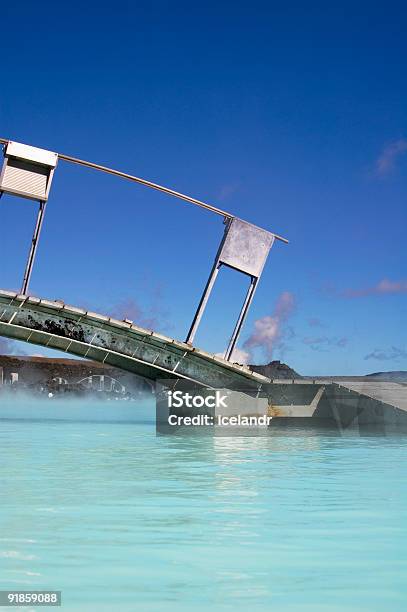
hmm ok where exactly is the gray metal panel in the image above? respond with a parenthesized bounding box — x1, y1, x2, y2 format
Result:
(0, 141, 58, 202)
(6, 141, 58, 167)
(219, 218, 275, 277)
(0, 158, 50, 200)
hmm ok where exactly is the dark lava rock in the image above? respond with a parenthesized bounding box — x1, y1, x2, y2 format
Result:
(365, 371, 407, 382)
(249, 360, 302, 380)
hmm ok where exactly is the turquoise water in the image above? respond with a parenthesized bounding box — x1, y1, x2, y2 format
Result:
(0, 398, 406, 611)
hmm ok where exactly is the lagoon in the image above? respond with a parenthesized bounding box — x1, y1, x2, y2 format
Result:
(0, 398, 406, 611)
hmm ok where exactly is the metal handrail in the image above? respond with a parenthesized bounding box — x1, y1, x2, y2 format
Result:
(0, 136, 288, 243)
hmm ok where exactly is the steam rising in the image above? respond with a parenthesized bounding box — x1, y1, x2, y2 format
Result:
(243, 292, 295, 361)
(227, 292, 295, 363)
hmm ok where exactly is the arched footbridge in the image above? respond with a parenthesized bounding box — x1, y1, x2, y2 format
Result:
(1, 139, 406, 431)
(0, 290, 269, 391)
(2, 289, 407, 431)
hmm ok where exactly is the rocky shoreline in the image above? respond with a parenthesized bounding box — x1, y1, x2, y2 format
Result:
(1, 355, 405, 399)
(0, 355, 152, 399)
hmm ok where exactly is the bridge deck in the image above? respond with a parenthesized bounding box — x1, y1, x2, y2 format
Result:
(1, 289, 406, 428)
(0, 290, 269, 390)
(335, 381, 407, 412)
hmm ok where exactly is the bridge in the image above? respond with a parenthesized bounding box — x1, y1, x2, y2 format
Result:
(2, 289, 407, 432)
(0, 290, 269, 391)
(0, 137, 292, 385)
(1, 138, 406, 431)
(0, 137, 287, 363)
(0, 290, 407, 433)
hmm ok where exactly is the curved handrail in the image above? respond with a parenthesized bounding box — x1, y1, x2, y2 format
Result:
(0, 136, 288, 243)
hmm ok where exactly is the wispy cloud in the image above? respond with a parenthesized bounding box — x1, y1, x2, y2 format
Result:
(227, 347, 251, 364)
(217, 182, 240, 202)
(308, 317, 324, 328)
(242, 291, 296, 361)
(364, 346, 407, 361)
(303, 335, 348, 352)
(110, 298, 156, 328)
(343, 278, 407, 298)
(375, 138, 407, 177)
(108, 294, 171, 332)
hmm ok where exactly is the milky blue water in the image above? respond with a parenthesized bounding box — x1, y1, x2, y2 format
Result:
(0, 398, 406, 611)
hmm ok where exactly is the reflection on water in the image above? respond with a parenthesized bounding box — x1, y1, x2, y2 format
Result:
(0, 398, 406, 611)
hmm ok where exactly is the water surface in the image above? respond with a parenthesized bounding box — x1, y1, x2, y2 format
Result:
(0, 398, 406, 611)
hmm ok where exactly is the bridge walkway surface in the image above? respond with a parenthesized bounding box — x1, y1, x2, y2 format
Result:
(335, 380, 407, 412)
(1, 290, 407, 431)
(0, 290, 268, 391)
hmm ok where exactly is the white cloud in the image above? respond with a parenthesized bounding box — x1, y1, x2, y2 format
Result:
(243, 292, 296, 360)
(364, 346, 407, 361)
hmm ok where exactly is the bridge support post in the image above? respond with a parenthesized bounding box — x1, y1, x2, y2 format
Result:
(21, 200, 47, 295)
(186, 261, 221, 345)
(186, 218, 276, 362)
(186, 218, 233, 346)
(224, 276, 258, 361)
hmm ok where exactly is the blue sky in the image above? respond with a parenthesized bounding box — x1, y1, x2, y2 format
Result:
(0, 1, 406, 375)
